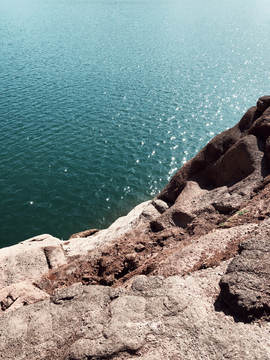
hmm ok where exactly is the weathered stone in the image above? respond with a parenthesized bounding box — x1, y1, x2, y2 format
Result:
(266, 136, 270, 162)
(202, 134, 264, 187)
(69, 229, 100, 239)
(256, 95, 270, 113)
(154, 223, 257, 278)
(0, 281, 49, 315)
(1, 270, 270, 359)
(63, 200, 160, 257)
(249, 106, 270, 140)
(151, 199, 171, 213)
(219, 218, 270, 321)
(157, 105, 260, 204)
(0, 234, 66, 290)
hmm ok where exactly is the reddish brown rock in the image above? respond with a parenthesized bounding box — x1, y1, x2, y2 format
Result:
(202, 134, 264, 187)
(69, 229, 100, 239)
(266, 136, 270, 162)
(256, 95, 270, 113)
(157, 105, 261, 204)
(249, 106, 270, 140)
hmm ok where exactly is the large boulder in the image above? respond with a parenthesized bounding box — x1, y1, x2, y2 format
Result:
(219, 218, 270, 321)
(0, 281, 49, 315)
(256, 95, 270, 113)
(0, 234, 66, 290)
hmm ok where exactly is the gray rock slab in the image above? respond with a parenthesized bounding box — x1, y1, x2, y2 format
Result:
(0, 281, 49, 315)
(1, 267, 270, 360)
(220, 218, 270, 321)
(0, 234, 66, 290)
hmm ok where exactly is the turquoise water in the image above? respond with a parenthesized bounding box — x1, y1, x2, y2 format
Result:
(1, 0, 270, 248)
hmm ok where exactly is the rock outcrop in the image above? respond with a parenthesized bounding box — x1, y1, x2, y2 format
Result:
(1, 96, 270, 359)
(2, 267, 270, 360)
(219, 218, 270, 322)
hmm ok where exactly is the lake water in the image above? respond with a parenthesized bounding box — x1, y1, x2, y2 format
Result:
(1, 0, 270, 248)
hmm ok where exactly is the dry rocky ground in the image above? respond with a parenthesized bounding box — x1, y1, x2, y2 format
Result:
(1, 96, 270, 359)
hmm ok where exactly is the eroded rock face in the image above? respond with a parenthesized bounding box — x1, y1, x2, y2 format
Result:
(0, 281, 49, 315)
(156, 105, 262, 204)
(62, 200, 161, 257)
(219, 218, 270, 321)
(256, 95, 270, 113)
(0, 234, 66, 290)
(1, 270, 270, 360)
(154, 223, 257, 277)
(69, 228, 100, 239)
(153, 110, 268, 232)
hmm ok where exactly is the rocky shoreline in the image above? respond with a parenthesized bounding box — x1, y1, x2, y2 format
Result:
(1, 96, 270, 359)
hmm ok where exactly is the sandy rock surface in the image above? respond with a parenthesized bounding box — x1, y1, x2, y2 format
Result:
(0, 234, 66, 290)
(1, 267, 270, 360)
(0, 281, 49, 315)
(220, 218, 270, 321)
